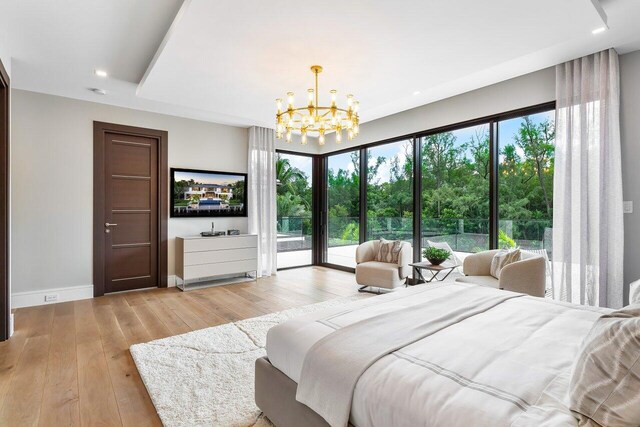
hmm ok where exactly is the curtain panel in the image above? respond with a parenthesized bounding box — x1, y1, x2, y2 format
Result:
(248, 126, 277, 277)
(553, 48, 624, 308)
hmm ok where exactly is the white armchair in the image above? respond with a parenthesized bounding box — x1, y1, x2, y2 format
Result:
(455, 250, 546, 297)
(355, 240, 412, 293)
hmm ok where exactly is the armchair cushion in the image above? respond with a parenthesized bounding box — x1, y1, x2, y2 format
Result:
(355, 261, 406, 289)
(455, 275, 499, 289)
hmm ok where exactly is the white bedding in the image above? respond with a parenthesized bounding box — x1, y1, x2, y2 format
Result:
(265, 283, 610, 427)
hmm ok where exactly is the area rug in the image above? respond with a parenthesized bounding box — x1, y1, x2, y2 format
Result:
(130, 296, 366, 427)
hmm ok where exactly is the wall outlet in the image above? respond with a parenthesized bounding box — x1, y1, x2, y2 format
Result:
(44, 294, 58, 302)
(624, 200, 633, 214)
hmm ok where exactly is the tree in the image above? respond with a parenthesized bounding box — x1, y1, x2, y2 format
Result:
(276, 156, 304, 195)
(514, 116, 555, 217)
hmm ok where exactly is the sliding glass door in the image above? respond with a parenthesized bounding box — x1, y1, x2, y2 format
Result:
(326, 150, 360, 268)
(282, 103, 556, 274)
(420, 123, 491, 262)
(497, 111, 555, 256)
(276, 152, 313, 269)
(366, 140, 413, 243)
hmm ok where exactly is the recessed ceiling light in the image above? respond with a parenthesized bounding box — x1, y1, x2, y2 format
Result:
(592, 26, 607, 35)
(89, 88, 107, 95)
(413, 91, 421, 95)
(94, 69, 108, 78)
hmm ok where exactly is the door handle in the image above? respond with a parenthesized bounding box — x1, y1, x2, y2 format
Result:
(105, 222, 118, 227)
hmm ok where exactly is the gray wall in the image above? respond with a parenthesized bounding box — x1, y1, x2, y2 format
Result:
(620, 50, 640, 304)
(11, 89, 248, 296)
(0, 12, 11, 77)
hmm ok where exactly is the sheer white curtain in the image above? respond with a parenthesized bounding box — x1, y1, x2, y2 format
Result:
(552, 49, 624, 308)
(248, 126, 277, 277)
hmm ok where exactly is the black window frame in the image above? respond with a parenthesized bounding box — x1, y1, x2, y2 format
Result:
(277, 101, 556, 273)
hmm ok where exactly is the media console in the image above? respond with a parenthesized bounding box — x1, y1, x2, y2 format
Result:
(175, 234, 258, 291)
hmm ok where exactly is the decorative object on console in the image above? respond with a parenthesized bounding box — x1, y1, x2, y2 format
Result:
(275, 65, 360, 145)
(171, 168, 247, 218)
(228, 229, 240, 236)
(201, 221, 226, 237)
(175, 234, 257, 291)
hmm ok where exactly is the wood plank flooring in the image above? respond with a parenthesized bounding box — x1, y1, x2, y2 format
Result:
(0, 267, 362, 426)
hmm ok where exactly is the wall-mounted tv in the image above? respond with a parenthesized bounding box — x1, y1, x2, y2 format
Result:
(171, 168, 248, 218)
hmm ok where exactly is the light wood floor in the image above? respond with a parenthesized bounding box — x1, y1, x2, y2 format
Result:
(0, 266, 362, 426)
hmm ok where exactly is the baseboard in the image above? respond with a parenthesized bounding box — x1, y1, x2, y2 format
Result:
(11, 284, 94, 309)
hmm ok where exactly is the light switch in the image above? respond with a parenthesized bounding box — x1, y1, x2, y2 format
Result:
(624, 201, 633, 214)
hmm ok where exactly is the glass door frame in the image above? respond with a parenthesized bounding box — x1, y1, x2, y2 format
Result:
(275, 149, 318, 271)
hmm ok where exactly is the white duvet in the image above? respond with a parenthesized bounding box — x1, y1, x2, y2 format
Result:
(265, 283, 610, 427)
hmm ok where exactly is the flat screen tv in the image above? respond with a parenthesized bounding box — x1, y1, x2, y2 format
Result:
(171, 168, 248, 218)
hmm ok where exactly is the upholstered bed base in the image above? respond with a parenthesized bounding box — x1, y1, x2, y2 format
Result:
(255, 356, 346, 427)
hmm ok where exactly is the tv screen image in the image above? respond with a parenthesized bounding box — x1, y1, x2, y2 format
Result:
(171, 168, 247, 217)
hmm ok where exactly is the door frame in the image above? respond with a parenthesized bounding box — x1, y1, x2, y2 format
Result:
(93, 121, 168, 297)
(0, 59, 9, 341)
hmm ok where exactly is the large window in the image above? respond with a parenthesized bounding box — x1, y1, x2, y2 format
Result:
(421, 124, 490, 259)
(278, 103, 555, 274)
(366, 140, 413, 243)
(276, 152, 313, 269)
(498, 111, 555, 255)
(327, 150, 360, 267)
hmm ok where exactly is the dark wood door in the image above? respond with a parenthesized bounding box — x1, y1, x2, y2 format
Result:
(103, 132, 159, 293)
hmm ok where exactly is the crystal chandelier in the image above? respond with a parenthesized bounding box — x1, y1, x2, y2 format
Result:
(275, 65, 359, 145)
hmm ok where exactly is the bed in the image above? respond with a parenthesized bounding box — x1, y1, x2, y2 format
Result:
(255, 282, 612, 427)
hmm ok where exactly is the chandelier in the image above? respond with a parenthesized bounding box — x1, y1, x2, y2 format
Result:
(275, 65, 359, 145)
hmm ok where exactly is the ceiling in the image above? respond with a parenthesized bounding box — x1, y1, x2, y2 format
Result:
(4, 0, 640, 128)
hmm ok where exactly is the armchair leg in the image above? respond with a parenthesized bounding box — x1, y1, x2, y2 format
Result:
(358, 285, 382, 294)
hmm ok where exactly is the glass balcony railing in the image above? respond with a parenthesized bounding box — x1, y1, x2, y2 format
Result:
(277, 217, 312, 253)
(277, 216, 553, 259)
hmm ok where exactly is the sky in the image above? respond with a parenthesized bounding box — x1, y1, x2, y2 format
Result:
(327, 110, 555, 183)
(280, 153, 313, 188)
(174, 171, 244, 186)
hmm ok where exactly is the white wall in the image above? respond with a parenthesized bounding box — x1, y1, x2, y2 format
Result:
(620, 50, 640, 304)
(11, 89, 248, 300)
(0, 10, 11, 77)
(319, 67, 556, 154)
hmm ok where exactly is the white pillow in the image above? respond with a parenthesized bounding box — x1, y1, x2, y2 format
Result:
(490, 248, 521, 279)
(569, 305, 640, 426)
(630, 279, 640, 304)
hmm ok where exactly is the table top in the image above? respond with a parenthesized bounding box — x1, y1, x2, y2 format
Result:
(409, 261, 460, 271)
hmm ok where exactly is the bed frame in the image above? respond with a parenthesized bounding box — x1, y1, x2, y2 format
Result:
(255, 356, 355, 427)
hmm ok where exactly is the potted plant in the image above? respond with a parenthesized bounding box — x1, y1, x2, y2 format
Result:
(422, 247, 451, 266)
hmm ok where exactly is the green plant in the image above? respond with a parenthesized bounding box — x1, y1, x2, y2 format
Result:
(498, 229, 516, 249)
(422, 247, 451, 264)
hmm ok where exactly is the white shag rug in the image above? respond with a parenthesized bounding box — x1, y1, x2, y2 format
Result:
(130, 296, 365, 427)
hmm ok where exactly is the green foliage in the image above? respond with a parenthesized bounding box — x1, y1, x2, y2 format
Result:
(422, 247, 451, 262)
(277, 115, 555, 251)
(341, 222, 360, 242)
(498, 229, 516, 249)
